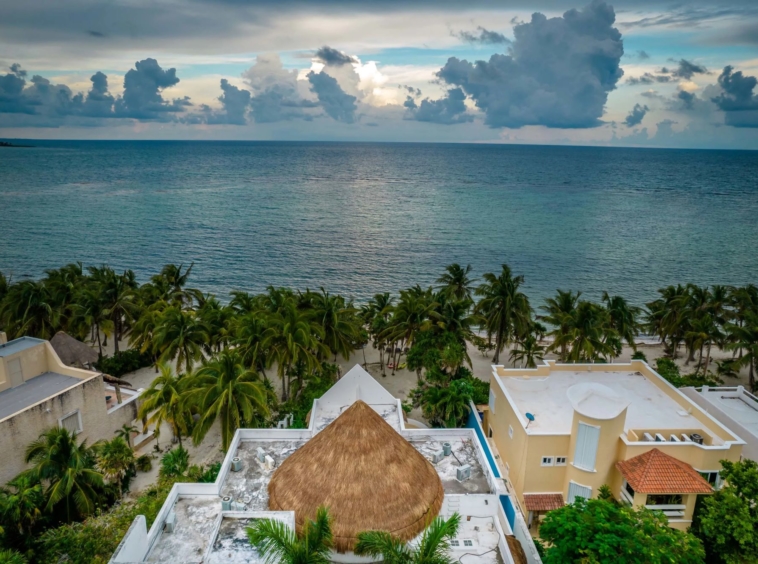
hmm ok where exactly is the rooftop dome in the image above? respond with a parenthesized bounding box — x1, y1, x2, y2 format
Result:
(268, 400, 444, 553)
(567, 382, 629, 420)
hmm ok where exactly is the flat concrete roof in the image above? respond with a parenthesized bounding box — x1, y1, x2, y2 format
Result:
(695, 388, 758, 437)
(499, 369, 711, 435)
(0, 372, 82, 420)
(0, 337, 45, 358)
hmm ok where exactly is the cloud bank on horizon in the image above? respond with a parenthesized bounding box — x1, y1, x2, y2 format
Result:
(1, 0, 758, 148)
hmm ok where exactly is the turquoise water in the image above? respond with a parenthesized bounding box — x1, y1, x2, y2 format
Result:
(1, 141, 757, 305)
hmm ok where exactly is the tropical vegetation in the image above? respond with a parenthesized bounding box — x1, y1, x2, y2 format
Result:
(247, 505, 333, 564)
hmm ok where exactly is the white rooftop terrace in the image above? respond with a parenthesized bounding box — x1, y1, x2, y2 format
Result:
(111, 366, 528, 564)
(493, 361, 741, 446)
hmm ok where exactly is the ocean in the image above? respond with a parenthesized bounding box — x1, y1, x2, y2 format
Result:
(1, 140, 757, 306)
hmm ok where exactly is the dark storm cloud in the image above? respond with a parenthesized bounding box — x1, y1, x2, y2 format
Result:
(455, 27, 510, 44)
(10, 64, 27, 78)
(0, 66, 33, 114)
(314, 46, 358, 66)
(249, 87, 318, 122)
(624, 103, 648, 126)
(711, 66, 758, 127)
(627, 73, 672, 85)
(672, 59, 708, 79)
(77, 71, 116, 117)
(436, 0, 624, 129)
(307, 71, 357, 123)
(114, 58, 183, 120)
(677, 90, 696, 109)
(637, 50, 650, 59)
(87, 30, 105, 37)
(404, 88, 473, 124)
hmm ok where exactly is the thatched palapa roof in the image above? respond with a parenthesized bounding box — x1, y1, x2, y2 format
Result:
(50, 331, 98, 368)
(268, 400, 444, 553)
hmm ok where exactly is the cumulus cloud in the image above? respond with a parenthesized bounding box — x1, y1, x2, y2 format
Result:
(307, 71, 358, 123)
(624, 103, 648, 126)
(314, 46, 358, 67)
(455, 27, 510, 44)
(213, 79, 251, 124)
(436, 0, 624, 129)
(0, 65, 32, 114)
(711, 66, 758, 127)
(114, 58, 183, 120)
(637, 50, 650, 60)
(627, 59, 708, 85)
(404, 88, 473, 124)
(626, 72, 671, 85)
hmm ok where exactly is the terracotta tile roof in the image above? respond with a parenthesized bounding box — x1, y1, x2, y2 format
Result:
(616, 448, 713, 494)
(523, 493, 564, 512)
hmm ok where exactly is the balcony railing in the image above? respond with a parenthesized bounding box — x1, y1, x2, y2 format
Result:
(645, 504, 686, 518)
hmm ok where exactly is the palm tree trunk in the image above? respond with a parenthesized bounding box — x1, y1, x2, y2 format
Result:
(493, 330, 503, 364)
(96, 324, 103, 357)
(114, 316, 120, 354)
(704, 344, 712, 376)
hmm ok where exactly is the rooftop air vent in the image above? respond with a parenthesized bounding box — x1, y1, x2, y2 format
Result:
(690, 433, 704, 445)
(432, 449, 445, 464)
(457, 464, 472, 481)
(221, 496, 232, 511)
(443, 442, 452, 456)
(256, 447, 266, 462)
(164, 510, 176, 533)
(231, 457, 243, 472)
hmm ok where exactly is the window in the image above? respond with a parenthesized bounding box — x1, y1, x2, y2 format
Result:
(555, 457, 567, 466)
(625, 481, 635, 498)
(508, 425, 514, 439)
(573, 422, 600, 471)
(489, 389, 496, 414)
(567, 481, 592, 503)
(450, 540, 460, 547)
(699, 471, 721, 489)
(463, 540, 474, 547)
(59, 411, 82, 434)
(488, 426, 493, 438)
(646, 494, 682, 506)
(541, 456, 554, 467)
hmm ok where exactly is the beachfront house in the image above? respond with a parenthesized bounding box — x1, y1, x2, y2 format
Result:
(0, 332, 143, 485)
(482, 360, 745, 534)
(110, 365, 540, 564)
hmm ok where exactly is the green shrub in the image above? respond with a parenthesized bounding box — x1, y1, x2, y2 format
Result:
(0, 549, 27, 564)
(94, 349, 153, 378)
(159, 447, 189, 479)
(632, 350, 648, 361)
(655, 358, 721, 388)
(135, 454, 153, 472)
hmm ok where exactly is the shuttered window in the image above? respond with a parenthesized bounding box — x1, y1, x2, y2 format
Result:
(567, 481, 592, 503)
(60, 411, 81, 434)
(574, 422, 600, 471)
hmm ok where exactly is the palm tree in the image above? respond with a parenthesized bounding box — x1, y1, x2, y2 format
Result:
(247, 505, 333, 564)
(383, 287, 436, 375)
(0, 280, 57, 339)
(726, 312, 758, 392)
(197, 295, 233, 353)
(602, 292, 641, 350)
(159, 446, 190, 479)
(510, 334, 545, 368)
(24, 427, 103, 522)
(115, 423, 139, 448)
(310, 288, 360, 362)
(95, 437, 135, 498)
(0, 549, 27, 564)
(44, 263, 86, 334)
(137, 363, 191, 448)
(262, 300, 327, 401)
(185, 350, 270, 450)
(539, 290, 581, 362)
(0, 475, 44, 537)
(355, 512, 461, 564)
(93, 266, 139, 353)
(152, 307, 209, 373)
(475, 265, 531, 364)
(422, 381, 472, 427)
(233, 312, 271, 380)
(436, 263, 474, 301)
(70, 284, 110, 356)
(646, 284, 689, 358)
(550, 301, 615, 363)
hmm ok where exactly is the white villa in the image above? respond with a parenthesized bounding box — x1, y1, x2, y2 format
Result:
(110, 365, 539, 564)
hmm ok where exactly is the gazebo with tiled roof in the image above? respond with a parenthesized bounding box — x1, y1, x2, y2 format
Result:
(616, 448, 713, 495)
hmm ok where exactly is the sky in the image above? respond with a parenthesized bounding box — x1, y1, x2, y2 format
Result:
(1, 0, 758, 148)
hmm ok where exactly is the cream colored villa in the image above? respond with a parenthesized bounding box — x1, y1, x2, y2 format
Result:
(482, 360, 745, 533)
(0, 332, 142, 485)
(110, 365, 540, 564)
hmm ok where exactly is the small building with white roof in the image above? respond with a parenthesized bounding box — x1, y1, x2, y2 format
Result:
(483, 360, 745, 534)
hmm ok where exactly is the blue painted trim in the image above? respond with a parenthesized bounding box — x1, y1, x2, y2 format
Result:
(466, 409, 500, 479)
(500, 494, 516, 530)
